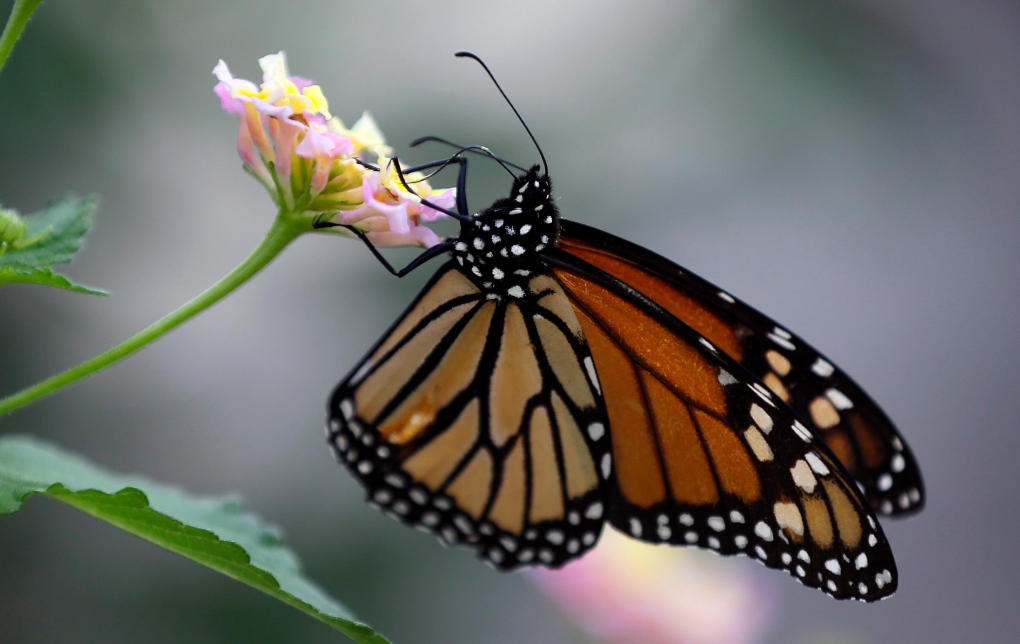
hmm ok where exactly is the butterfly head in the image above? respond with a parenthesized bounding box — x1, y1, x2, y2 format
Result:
(453, 165, 559, 297)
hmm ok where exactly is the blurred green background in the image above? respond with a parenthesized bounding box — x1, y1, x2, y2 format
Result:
(1, 1, 1018, 642)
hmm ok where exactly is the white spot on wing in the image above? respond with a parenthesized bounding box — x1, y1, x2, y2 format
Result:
(352, 361, 374, 383)
(768, 332, 796, 351)
(629, 518, 642, 537)
(825, 559, 842, 575)
(751, 383, 776, 407)
(584, 356, 601, 394)
(790, 459, 818, 493)
(875, 570, 892, 589)
(891, 454, 906, 472)
(340, 398, 355, 421)
(805, 452, 830, 475)
(812, 357, 835, 377)
(877, 473, 893, 491)
(754, 521, 774, 541)
(825, 388, 854, 410)
(453, 514, 474, 534)
(750, 404, 773, 433)
(791, 420, 813, 442)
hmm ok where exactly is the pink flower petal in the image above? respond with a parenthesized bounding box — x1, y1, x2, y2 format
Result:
(252, 96, 293, 119)
(212, 60, 258, 114)
(419, 190, 456, 222)
(214, 82, 246, 115)
(290, 75, 315, 90)
(295, 127, 353, 160)
(236, 121, 271, 183)
(410, 223, 442, 248)
(270, 117, 304, 184)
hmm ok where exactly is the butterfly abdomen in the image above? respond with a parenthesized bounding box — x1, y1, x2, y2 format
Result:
(453, 166, 558, 299)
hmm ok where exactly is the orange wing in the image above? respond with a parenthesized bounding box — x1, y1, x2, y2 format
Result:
(547, 249, 898, 601)
(327, 263, 610, 569)
(556, 220, 923, 518)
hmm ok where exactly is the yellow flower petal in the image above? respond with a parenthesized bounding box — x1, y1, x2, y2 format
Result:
(302, 85, 331, 118)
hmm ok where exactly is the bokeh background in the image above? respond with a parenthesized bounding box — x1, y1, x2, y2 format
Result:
(1, 1, 1018, 642)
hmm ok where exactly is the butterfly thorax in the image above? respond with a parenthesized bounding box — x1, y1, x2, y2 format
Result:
(452, 166, 558, 299)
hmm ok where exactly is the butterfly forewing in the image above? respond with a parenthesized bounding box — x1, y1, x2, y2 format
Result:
(547, 251, 898, 601)
(556, 220, 924, 518)
(327, 263, 610, 569)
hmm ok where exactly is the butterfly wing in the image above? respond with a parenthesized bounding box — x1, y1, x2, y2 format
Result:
(327, 263, 610, 569)
(556, 220, 924, 517)
(546, 250, 898, 601)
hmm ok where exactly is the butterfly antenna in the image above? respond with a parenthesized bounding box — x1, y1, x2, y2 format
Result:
(411, 135, 528, 174)
(455, 51, 549, 176)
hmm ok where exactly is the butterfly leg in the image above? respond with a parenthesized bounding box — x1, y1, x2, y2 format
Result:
(393, 155, 470, 218)
(312, 215, 456, 278)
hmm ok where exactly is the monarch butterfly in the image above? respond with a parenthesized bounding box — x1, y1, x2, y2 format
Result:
(322, 53, 923, 602)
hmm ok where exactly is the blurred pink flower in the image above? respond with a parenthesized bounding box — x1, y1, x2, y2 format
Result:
(529, 529, 777, 644)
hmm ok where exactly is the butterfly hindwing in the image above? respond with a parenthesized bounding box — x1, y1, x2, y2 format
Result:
(556, 220, 924, 517)
(547, 251, 898, 601)
(327, 263, 610, 569)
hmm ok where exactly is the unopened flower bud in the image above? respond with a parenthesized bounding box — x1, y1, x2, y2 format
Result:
(0, 207, 27, 246)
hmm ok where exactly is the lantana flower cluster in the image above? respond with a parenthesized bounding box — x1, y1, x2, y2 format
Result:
(214, 52, 453, 247)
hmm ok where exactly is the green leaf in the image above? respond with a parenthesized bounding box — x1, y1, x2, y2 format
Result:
(0, 196, 106, 294)
(0, 434, 389, 644)
(0, 266, 108, 294)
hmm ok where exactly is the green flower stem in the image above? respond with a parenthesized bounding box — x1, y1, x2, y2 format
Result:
(0, 211, 305, 418)
(0, 0, 42, 77)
